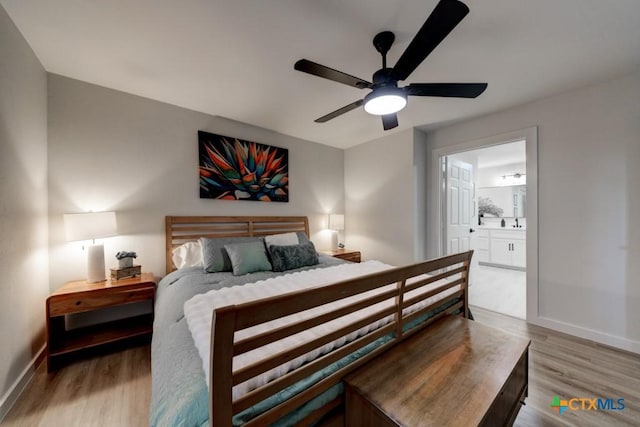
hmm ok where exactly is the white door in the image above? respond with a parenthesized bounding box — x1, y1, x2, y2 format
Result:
(446, 158, 473, 255)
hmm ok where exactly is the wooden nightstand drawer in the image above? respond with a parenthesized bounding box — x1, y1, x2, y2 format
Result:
(337, 252, 361, 263)
(48, 286, 155, 316)
(320, 249, 361, 263)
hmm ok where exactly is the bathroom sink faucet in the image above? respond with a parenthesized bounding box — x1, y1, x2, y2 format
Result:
(515, 218, 519, 228)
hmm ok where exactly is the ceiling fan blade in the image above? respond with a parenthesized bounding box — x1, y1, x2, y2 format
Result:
(315, 99, 364, 123)
(406, 83, 487, 98)
(381, 113, 398, 130)
(295, 59, 372, 89)
(391, 0, 469, 82)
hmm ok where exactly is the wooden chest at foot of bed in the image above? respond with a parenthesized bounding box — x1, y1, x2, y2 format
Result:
(344, 316, 530, 427)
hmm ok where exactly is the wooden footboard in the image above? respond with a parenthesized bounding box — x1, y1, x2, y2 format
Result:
(209, 250, 473, 426)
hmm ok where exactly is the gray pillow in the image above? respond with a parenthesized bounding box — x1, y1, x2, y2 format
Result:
(296, 232, 310, 244)
(200, 236, 262, 272)
(224, 240, 273, 276)
(269, 241, 319, 272)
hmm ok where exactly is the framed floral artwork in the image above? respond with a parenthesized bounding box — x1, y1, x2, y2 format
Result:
(198, 131, 289, 202)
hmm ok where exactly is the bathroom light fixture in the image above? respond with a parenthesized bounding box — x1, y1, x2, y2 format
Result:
(501, 173, 526, 179)
(363, 87, 407, 115)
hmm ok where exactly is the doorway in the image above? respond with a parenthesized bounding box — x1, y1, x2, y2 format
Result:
(443, 141, 526, 319)
(430, 127, 538, 322)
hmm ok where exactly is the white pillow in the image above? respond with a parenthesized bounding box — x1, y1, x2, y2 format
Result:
(264, 232, 299, 247)
(172, 241, 204, 269)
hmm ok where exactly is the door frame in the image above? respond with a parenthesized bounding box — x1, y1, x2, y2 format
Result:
(430, 127, 538, 322)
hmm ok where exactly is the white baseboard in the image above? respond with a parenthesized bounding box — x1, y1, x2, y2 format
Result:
(530, 315, 640, 354)
(0, 345, 46, 423)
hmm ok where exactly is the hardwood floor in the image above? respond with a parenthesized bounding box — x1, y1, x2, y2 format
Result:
(472, 306, 640, 427)
(2, 309, 639, 426)
(1, 345, 150, 427)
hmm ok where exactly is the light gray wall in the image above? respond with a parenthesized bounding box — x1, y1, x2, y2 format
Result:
(47, 75, 345, 288)
(344, 128, 428, 265)
(426, 71, 640, 350)
(413, 129, 429, 261)
(0, 4, 48, 417)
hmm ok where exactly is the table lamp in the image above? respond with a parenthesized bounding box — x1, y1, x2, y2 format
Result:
(64, 211, 117, 283)
(328, 214, 344, 250)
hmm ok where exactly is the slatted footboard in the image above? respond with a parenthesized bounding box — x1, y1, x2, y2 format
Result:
(209, 250, 473, 426)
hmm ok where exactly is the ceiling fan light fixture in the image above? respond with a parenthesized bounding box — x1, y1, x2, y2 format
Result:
(363, 89, 407, 115)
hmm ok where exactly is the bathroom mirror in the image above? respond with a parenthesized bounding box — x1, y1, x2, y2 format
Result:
(477, 185, 526, 218)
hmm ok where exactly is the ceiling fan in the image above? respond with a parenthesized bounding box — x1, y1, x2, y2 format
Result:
(294, 0, 487, 131)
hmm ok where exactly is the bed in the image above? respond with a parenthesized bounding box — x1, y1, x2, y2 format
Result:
(150, 216, 473, 426)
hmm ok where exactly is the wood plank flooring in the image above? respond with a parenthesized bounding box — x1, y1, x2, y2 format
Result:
(1, 346, 150, 427)
(2, 308, 639, 426)
(472, 306, 640, 427)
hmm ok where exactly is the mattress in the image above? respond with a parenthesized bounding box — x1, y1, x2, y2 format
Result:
(149, 254, 345, 427)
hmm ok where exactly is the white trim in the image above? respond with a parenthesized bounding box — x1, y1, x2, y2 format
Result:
(533, 316, 640, 354)
(430, 127, 539, 323)
(0, 345, 46, 422)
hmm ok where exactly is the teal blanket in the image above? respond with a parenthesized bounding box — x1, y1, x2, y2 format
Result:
(149, 255, 344, 427)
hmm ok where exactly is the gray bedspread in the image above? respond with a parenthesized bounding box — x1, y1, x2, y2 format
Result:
(149, 254, 345, 427)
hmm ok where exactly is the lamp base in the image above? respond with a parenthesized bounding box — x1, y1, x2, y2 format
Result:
(331, 231, 339, 251)
(87, 244, 106, 283)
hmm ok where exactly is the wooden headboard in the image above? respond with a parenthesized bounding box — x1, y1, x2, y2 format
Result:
(165, 216, 310, 274)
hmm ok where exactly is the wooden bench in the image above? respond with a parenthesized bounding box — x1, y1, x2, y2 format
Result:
(344, 316, 530, 426)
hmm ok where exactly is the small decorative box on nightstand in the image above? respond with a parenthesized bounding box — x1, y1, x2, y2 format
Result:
(110, 264, 142, 280)
(320, 248, 361, 263)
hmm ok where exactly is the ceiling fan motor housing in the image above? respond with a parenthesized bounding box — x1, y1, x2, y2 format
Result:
(372, 68, 395, 86)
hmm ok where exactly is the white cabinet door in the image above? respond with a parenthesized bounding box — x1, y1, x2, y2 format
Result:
(512, 240, 527, 268)
(490, 238, 512, 265)
(485, 230, 526, 269)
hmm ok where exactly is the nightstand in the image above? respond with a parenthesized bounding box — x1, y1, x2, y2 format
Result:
(320, 248, 361, 263)
(46, 272, 156, 372)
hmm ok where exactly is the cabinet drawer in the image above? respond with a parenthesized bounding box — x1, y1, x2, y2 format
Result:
(476, 249, 489, 263)
(49, 287, 155, 316)
(491, 229, 525, 240)
(477, 236, 489, 250)
(477, 229, 490, 238)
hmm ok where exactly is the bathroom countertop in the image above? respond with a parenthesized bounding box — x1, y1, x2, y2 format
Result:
(478, 225, 526, 231)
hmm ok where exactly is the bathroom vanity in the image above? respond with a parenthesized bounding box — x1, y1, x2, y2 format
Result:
(476, 227, 526, 270)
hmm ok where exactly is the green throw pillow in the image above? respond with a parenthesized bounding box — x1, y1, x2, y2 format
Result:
(224, 240, 273, 276)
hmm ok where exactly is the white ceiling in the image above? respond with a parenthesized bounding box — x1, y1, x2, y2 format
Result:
(476, 141, 525, 169)
(452, 140, 526, 169)
(2, 0, 639, 149)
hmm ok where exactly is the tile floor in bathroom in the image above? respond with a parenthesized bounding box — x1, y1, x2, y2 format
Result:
(468, 264, 526, 319)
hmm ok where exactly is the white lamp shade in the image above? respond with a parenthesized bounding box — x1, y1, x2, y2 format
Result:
(64, 211, 117, 242)
(328, 214, 344, 231)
